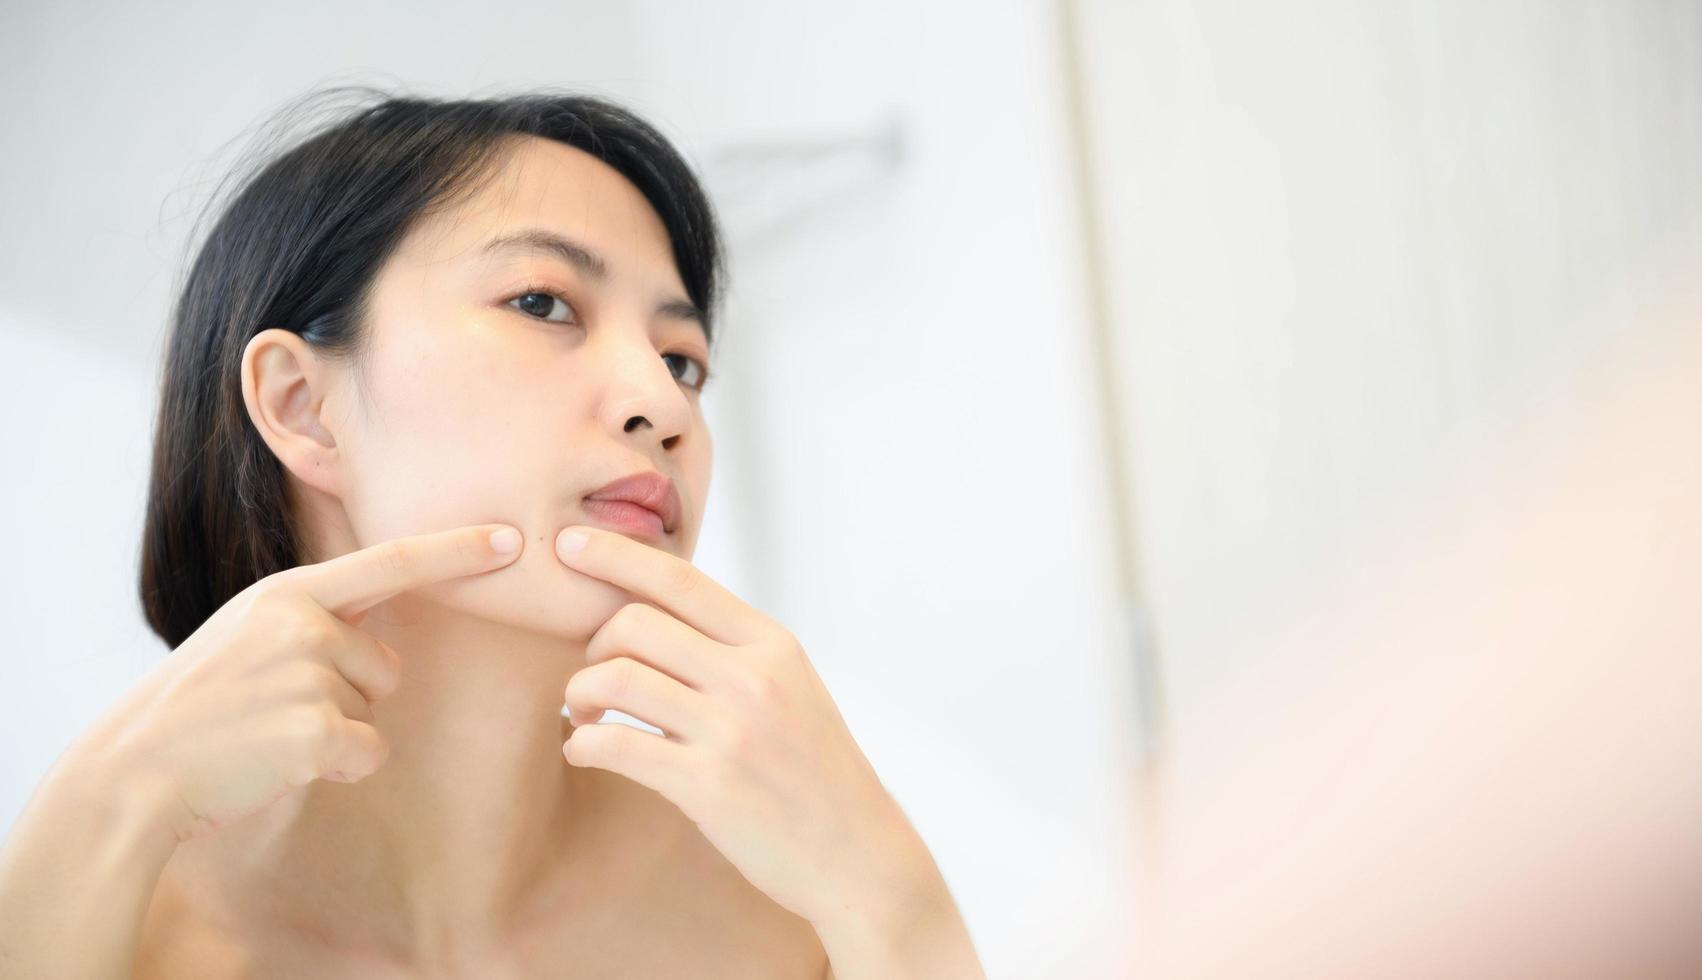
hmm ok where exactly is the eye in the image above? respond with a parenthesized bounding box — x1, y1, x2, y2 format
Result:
(509, 286, 710, 391)
(664, 352, 713, 392)
(508, 288, 576, 324)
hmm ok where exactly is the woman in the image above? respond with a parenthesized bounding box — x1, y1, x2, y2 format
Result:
(0, 88, 983, 978)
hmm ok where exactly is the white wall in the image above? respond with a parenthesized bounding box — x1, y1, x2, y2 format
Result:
(1070, 0, 1702, 774)
(628, 5, 1136, 974)
(0, 1, 1134, 976)
(0, 323, 162, 783)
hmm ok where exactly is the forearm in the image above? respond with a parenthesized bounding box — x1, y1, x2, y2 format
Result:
(811, 828, 984, 980)
(816, 887, 982, 980)
(0, 745, 181, 979)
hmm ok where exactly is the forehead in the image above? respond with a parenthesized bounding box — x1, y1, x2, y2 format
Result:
(398, 134, 683, 290)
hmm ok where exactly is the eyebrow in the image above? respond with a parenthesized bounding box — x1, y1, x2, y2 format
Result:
(479, 227, 706, 327)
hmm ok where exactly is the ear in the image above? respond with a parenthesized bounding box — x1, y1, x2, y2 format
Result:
(240, 328, 348, 499)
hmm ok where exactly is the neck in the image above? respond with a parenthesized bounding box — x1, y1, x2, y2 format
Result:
(175, 592, 693, 963)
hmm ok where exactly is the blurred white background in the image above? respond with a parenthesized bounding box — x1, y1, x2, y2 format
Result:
(3, 1, 1699, 976)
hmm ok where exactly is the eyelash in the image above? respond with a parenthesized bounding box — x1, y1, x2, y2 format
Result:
(504, 284, 713, 392)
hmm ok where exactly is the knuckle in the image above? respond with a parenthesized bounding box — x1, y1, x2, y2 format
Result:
(761, 625, 802, 662)
(601, 604, 638, 642)
(311, 662, 348, 699)
(597, 726, 626, 770)
(566, 730, 590, 764)
(593, 604, 642, 656)
(285, 757, 319, 789)
(608, 658, 637, 702)
(244, 580, 292, 620)
(249, 571, 292, 598)
(263, 565, 308, 592)
(287, 614, 336, 651)
(377, 658, 403, 698)
(585, 622, 617, 666)
(306, 702, 343, 742)
(738, 668, 781, 707)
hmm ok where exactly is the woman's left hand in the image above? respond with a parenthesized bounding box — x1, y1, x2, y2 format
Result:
(552, 524, 944, 940)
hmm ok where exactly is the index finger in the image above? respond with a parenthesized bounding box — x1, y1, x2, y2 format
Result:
(291, 523, 523, 620)
(553, 524, 769, 645)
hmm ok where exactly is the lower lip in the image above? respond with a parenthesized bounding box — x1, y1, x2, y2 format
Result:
(582, 499, 667, 539)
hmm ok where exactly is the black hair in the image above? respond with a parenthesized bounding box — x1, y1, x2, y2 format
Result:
(138, 85, 726, 650)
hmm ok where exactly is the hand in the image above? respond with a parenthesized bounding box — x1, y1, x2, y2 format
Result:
(554, 525, 930, 929)
(73, 523, 524, 844)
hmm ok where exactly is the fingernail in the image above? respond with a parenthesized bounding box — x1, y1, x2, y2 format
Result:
(556, 528, 589, 556)
(490, 527, 522, 554)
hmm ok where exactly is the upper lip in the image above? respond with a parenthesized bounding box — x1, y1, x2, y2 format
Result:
(583, 470, 681, 534)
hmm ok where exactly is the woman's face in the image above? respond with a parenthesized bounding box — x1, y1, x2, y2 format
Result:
(317, 135, 714, 639)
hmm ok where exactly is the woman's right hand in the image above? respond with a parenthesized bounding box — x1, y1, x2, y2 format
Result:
(69, 522, 524, 846)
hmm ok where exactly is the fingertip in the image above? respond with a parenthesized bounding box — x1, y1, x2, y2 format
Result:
(489, 526, 523, 556)
(556, 527, 590, 557)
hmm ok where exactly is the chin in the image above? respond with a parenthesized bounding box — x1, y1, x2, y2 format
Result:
(402, 544, 636, 641)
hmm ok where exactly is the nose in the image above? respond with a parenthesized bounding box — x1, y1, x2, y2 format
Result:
(595, 332, 694, 451)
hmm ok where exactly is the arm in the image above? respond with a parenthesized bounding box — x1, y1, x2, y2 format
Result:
(815, 885, 983, 980)
(0, 743, 182, 979)
(810, 820, 985, 980)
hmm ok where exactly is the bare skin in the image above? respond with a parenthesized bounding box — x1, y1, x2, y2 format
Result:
(133, 746, 825, 978)
(131, 134, 827, 975)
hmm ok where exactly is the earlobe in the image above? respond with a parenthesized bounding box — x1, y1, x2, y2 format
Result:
(241, 328, 344, 496)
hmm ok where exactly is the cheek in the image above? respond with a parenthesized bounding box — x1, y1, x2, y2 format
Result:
(346, 321, 564, 525)
(341, 328, 620, 639)
(352, 435, 635, 641)
(347, 374, 520, 534)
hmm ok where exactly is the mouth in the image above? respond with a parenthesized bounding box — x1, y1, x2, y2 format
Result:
(580, 498, 668, 542)
(582, 469, 681, 540)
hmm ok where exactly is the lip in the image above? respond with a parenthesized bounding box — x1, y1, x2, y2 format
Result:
(582, 470, 681, 541)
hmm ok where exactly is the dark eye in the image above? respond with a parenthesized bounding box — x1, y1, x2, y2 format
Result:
(664, 353, 711, 391)
(509, 290, 575, 324)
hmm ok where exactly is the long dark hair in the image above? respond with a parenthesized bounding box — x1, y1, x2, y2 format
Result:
(139, 85, 727, 650)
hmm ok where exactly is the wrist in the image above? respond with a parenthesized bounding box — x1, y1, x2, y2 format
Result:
(810, 809, 983, 979)
(48, 737, 187, 860)
(813, 873, 982, 980)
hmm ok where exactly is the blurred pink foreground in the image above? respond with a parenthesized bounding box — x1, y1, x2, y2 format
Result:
(1127, 266, 1702, 978)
